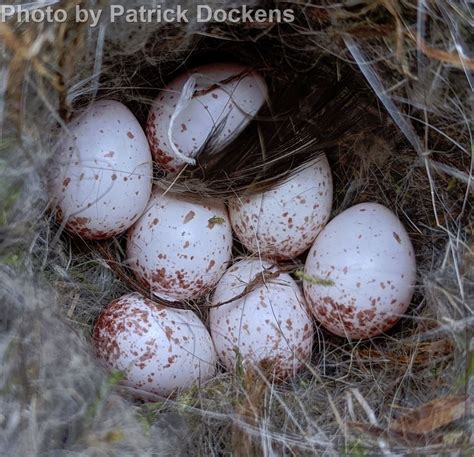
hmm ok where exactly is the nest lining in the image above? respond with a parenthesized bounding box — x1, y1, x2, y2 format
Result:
(0, 1, 472, 456)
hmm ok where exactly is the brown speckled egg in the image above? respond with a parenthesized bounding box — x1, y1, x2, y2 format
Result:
(146, 62, 267, 172)
(210, 259, 314, 379)
(228, 156, 333, 260)
(303, 202, 416, 340)
(93, 293, 217, 398)
(51, 100, 153, 240)
(126, 190, 232, 302)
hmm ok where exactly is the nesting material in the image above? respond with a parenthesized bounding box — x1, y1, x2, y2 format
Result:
(0, 1, 472, 455)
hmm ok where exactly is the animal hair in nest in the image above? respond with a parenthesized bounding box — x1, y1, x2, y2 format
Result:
(0, 0, 472, 456)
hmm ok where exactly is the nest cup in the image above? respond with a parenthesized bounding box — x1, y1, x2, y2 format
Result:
(0, 1, 472, 455)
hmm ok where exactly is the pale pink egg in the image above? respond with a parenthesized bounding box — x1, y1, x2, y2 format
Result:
(51, 99, 153, 239)
(146, 63, 267, 172)
(93, 293, 217, 398)
(228, 156, 333, 260)
(126, 190, 232, 301)
(304, 203, 416, 339)
(210, 259, 314, 378)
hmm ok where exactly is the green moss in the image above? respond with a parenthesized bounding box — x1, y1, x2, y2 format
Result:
(176, 385, 199, 413)
(345, 440, 368, 457)
(139, 401, 166, 432)
(456, 349, 474, 389)
(232, 348, 245, 383)
(294, 270, 335, 287)
(103, 429, 125, 443)
(0, 183, 21, 226)
(208, 216, 226, 225)
(86, 370, 125, 420)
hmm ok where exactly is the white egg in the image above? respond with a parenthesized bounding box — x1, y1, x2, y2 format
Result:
(93, 293, 217, 397)
(51, 99, 153, 239)
(228, 156, 333, 260)
(303, 202, 416, 340)
(210, 259, 313, 378)
(127, 190, 233, 301)
(146, 62, 267, 172)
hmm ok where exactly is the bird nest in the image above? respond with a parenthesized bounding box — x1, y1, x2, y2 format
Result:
(0, 1, 472, 455)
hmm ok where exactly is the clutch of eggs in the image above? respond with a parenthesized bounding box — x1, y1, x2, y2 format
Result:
(229, 156, 333, 260)
(304, 203, 416, 340)
(210, 259, 314, 378)
(127, 190, 232, 302)
(146, 62, 268, 172)
(93, 293, 217, 397)
(51, 100, 153, 239)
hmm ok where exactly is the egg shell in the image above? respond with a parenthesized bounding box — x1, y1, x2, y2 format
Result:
(51, 99, 153, 239)
(228, 156, 333, 260)
(146, 62, 268, 172)
(93, 293, 217, 398)
(304, 202, 416, 340)
(127, 190, 233, 301)
(210, 259, 314, 378)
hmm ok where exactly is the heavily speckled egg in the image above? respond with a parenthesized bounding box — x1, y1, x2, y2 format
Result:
(146, 63, 267, 172)
(303, 202, 416, 340)
(127, 190, 233, 301)
(228, 156, 333, 260)
(51, 99, 153, 239)
(209, 259, 314, 378)
(93, 293, 217, 397)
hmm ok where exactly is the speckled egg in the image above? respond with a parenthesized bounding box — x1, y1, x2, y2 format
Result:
(93, 293, 217, 397)
(126, 190, 233, 301)
(146, 62, 267, 172)
(209, 259, 314, 378)
(51, 99, 153, 239)
(228, 156, 333, 260)
(303, 202, 416, 340)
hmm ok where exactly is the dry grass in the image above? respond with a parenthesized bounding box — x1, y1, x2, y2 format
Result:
(0, 1, 472, 455)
